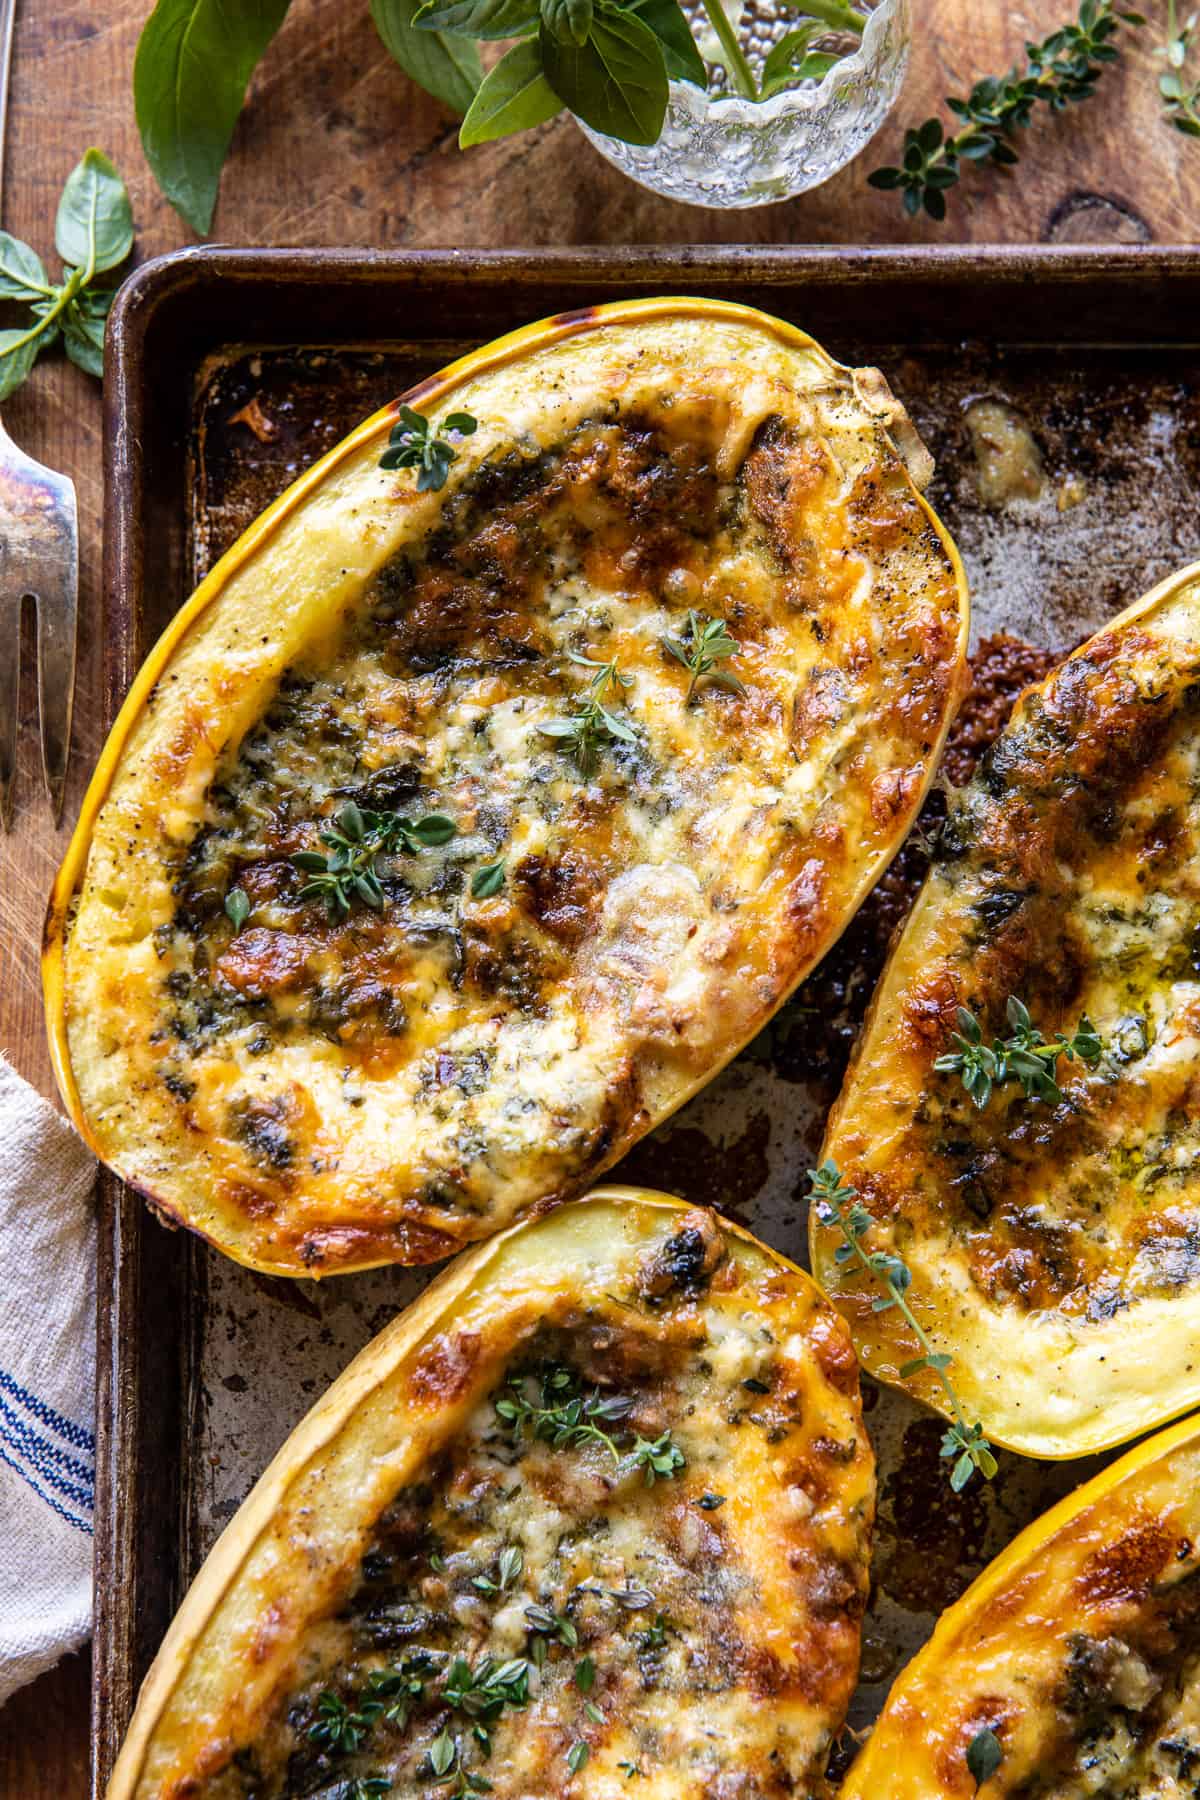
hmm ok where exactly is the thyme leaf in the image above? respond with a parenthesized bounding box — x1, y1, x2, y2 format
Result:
(379, 404, 477, 491)
(661, 611, 744, 705)
(224, 886, 250, 932)
(966, 1726, 1004, 1789)
(292, 799, 456, 919)
(629, 1431, 686, 1486)
(470, 857, 507, 898)
(495, 1366, 635, 1461)
(808, 1161, 998, 1493)
(933, 996, 1104, 1110)
(539, 651, 635, 774)
(868, 1, 1145, 219)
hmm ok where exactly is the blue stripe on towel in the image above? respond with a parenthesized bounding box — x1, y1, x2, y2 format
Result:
(0, 1365, 95, 1452)
(0, 1394, 94, 1488)
(0, 1442, 93, 1536)
(0, 1413, 94, 1511)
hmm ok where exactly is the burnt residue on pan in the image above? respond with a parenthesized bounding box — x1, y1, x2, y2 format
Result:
(184, 334, 1200, 1746)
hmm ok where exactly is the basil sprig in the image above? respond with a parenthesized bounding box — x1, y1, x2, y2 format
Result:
(0, 151, 133, 402)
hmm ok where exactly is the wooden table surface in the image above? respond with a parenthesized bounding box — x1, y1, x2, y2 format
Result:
(0, 0, 1195, 1791)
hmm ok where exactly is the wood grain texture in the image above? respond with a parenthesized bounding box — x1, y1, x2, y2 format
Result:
(0, 0, 1195, 1793)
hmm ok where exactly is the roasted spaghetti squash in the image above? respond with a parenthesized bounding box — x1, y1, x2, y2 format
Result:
(840, 1409, 1200, 1800)
(106, 1190, 875, 1800)
(813, 559, 1200, 1459)
(46, 299, 967, 1276)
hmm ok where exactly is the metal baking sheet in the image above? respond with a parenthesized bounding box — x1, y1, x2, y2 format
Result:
(96, 246, 1200, 1789)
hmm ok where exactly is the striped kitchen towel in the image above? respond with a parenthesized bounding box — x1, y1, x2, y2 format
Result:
(0, 1055, 96, 1707)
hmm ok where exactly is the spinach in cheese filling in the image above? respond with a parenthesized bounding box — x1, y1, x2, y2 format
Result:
(105, 1198, 875, 1800)
(54, 306, 967, 1276)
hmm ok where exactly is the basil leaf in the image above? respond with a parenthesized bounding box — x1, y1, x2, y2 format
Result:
(540, 4, 668, 144)
(460, 36, 562, 144)
(626, 0, 705, 85)
(61, 289, 111, 378)
(55, 149, 134, 275)
(415, 0, 537, 39)
(542, 0, 593, 46)
(134, 0, 294, 236)
(0, 231, 50, 301)
(371, 0, 482, 116)
(0, 326, 46, 401)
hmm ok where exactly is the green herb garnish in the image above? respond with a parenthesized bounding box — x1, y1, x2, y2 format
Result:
(345, 1781, 392, 1800)
(292, 800, 456, 920)
(567, 1741, 590, 1774)
(869, 1, 1145, 219)
(1159, 0, 1200, 132)
(428, 1730, 492, 1795)
(934, 997, 1103, 1110)
(538, 652, 636, 775)
(0, 149, 133, 401)
(496, 1367, 634, 1461)
(364, 1657, 429, 1727)
(808, 1161, 998, 1494)
(525, 1602, 579, 1656)
(630, 1431, 686, 1486)
(309, 1689, 373, 1754)
(966, 1726, 1004, 1789)
(471, 1544, 524, 1594)
(662, 611, 744, 705)
(224, 886, 250, 932)
(379, 405, 478, 491)
(575, 1654, 596, 1692)
(444, 1654, 531, 1720)
(470, 857, 507, 899)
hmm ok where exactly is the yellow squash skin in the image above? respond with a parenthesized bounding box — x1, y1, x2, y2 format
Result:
(45, 298, 968, 1277)
(106, 1189, 875, 1800)
(812, 559, 1200, 1459)
(840, 1409, 1200, 1800)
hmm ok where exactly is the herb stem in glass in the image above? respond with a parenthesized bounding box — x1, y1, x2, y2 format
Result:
(698, 0, 759, 99)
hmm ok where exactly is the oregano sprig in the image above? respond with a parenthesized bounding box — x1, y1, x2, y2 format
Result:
(868, 0, 1145, 220)
(807, 1162, 998, 1493)
(0, 149, 134, 401)
(934, 997, 1103, 1111)
(380, 405, 477, 491)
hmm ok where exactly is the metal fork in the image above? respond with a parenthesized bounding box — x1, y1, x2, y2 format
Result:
(0, 0, 78, 828)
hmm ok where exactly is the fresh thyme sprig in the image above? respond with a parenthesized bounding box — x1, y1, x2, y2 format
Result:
(539, 652, 636, 775)
(292, 800, 456, 920)
(807, 1162, 998, 1493)
(1159, 0, 1200, 132)
(309, 1688, 375, 1754)
(471, 1544, 524, 1595)
(868, 0, 1145, 219)
(470, 858, 506, 899)
(662, 612, 745, 706)
(934, 997, 1103, 1110)
(380, 406, 478, 491)
(496, 1367, 635, 1462)
(525, 1601, 580, 1662)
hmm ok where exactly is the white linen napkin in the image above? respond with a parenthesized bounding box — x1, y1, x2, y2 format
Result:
(0, 1054, 96, 1707)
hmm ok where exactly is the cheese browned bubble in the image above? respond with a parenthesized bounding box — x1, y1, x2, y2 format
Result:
(54, 302, 967, 1276)
(814, 560, 1200, 1458)
(107, 1194, 876, 1800)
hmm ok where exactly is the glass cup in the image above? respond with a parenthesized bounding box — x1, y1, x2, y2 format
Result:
(576, 0, 910, 209)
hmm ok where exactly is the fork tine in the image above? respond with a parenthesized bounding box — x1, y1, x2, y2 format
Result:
(0, 580, 19, 831)
(35, 505, 78, 824)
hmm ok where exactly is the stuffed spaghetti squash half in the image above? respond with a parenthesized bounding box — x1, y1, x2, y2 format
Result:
(46, 299, 967, 1277)
(840, 1409, 1200, 1800)
(106, 1190, 875, 1800)
(813, 559, 1200, 1459)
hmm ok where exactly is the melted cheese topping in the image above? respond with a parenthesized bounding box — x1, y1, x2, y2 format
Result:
(840, 1418, 1200, 1800)
(62, 312, 966, 1275)
(815, 569, 1200, 1456)
(114, 1198, 874, 1800)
